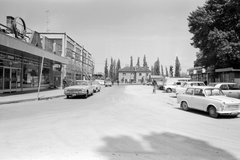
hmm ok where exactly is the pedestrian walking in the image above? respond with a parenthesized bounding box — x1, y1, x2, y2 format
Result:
(152, 80, 157, 94)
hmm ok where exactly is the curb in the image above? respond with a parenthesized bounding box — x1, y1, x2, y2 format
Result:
(0, 95, 65, 105)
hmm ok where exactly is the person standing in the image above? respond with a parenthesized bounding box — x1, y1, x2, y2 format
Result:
(152, 80, 157, 94)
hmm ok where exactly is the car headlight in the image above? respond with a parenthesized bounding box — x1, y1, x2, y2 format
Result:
(64, 89, 68, 92)
(220, 102, 226, 111)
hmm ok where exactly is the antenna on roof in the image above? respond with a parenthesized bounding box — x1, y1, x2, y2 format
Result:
(46, 10, 49, 32)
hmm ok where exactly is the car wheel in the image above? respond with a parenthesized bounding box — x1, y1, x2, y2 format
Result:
(208, 106, 218, 118)
(181, 101, 189, 111)
(85, 91, 88, 98)
(66, 95, 70, 99)
(166, 88, 172, 93)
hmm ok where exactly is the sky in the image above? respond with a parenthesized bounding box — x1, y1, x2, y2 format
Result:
(0, 0, 206, 73)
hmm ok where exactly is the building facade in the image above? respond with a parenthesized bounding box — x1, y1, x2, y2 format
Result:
(39, 33, 95, 84)
(187, 67, 240, 85)
(118, 66, 151, 83)
(0, 16, 94, 94)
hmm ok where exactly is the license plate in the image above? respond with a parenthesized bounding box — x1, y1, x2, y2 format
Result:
(72, 94, 76, 96)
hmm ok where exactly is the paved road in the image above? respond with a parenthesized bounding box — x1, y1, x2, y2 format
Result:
(0, 85, 240, 160)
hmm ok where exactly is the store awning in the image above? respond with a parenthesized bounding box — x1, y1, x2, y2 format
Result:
(0, 32, 69, 64)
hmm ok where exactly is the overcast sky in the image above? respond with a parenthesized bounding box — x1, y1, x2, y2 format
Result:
(0, 0, 206, 73)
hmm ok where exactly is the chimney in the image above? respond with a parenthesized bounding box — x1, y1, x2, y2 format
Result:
(6, 16, 14, 30)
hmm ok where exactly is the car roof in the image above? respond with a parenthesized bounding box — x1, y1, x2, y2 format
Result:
(187, 86, 218, 89)
(209, 82, 236, 84)
(76, 80, 88, 82)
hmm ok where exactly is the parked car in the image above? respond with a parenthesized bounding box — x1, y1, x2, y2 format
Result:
(64, 80, 94, 99)
(177, 86, 240, 118)
(92, 80, 101, 92)
(175, 81, 205, 95)
(208, 82, 240, 99)
(163, 81, 182, 93)
(95, 79, 105, 85)
(105, 80, 112, 87)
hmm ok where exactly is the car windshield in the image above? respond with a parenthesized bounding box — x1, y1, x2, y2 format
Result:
(204, 88, 224, 96)
(75, 81, 88, 86)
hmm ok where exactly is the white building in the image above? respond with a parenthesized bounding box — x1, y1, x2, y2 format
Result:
(118, 66, 151, 83)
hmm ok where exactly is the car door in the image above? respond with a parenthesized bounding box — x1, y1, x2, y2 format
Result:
(192, 88, 205, 110)
(184, 88, 194, 107)
(227, 84, 239, 99)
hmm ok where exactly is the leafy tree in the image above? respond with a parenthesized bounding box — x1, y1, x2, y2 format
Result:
(165, 66, 169, 77)
(151, 66, 154, 75)
(169, 65, 173, 77)
(116, 59, 121, 80)
(109, 58, 114, 80)
(143, 55, 148, 67)
(104, 59, 108, 79)
(188, 0, 240, 69)
(153, 58, 160, 75)
(130, 56, 133, 67)
(161, 65, 164, 76)
(136, 57, 140, 67)
(174, 56, 181, 77)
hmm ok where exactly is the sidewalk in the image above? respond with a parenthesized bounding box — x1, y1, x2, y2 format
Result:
(0, 89, 65, 105)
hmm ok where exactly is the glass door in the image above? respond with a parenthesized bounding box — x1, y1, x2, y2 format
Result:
(0, 67, 3, 93)
(4, 68, 11, 92)
(11, 68, 17, 92)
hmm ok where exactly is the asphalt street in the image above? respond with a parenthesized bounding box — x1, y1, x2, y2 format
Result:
(0, 85, 239, 160)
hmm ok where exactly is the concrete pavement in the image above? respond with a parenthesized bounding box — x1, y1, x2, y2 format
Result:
(0, 89, 65, 105)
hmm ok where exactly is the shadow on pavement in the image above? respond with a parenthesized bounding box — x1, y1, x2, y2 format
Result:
(175, 108, 239, 119)
(97, 132, 238, 160)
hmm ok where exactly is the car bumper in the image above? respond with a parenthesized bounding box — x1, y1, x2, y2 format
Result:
(217, 111, 240, 115)
(64, 91, 87, 96)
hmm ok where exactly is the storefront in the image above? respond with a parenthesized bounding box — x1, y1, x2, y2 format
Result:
(0, 32, 68, 94)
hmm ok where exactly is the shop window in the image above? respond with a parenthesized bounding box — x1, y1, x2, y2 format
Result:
(23, 64, 39, 88)
(41, 68, 50, 85)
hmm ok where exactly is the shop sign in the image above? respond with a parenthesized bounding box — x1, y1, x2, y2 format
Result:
(23, 58, 39, 65)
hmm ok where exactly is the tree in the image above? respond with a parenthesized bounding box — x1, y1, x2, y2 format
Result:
(130, 56, 133, 67)
(104, 59, 108, 79)
(116, 59, 121, 80)
(109, 57, 114, 80)
(174, 56, 181, 77)
(143, 55, 148, 67)
(151, 66, 154, 75)
(188, 0, 240, 69)
(153, 58, 160, 75)
(165, 66, 169, 77)
(169, 65, 173, 77)
(136, 57, 140, 67)
(161, 65, 164, 76)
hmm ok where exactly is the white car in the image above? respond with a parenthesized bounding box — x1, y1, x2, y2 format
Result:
(175, 81, 205, 95)
(208, 82, 240, 99)
(177, 86, 240, 118)
(64, 80, 94, 99)
(163, 81, 182, 93)
(92, 80, 101, 92)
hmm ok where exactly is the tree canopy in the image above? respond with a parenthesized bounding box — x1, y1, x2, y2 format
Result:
(104, 59, 108, 79)
(188, 0, 240, 69)
(174, 56, 181, 77)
